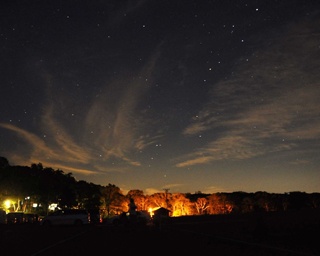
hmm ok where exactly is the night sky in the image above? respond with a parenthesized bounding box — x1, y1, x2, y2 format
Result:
(1, 0, 320, 195)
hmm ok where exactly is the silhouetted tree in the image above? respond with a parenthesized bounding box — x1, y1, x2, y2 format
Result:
(1, 156, 319, 218)
(288, 191, 308, 210)
(76, 180, 102, 210)
(127, 189, 146, 211)
(0, 156, 9, 168)
(101, 184, 124, 216)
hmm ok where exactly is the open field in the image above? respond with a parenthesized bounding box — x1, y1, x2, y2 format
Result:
(160, 208, 320, 255)
(0, 208, 319, 255)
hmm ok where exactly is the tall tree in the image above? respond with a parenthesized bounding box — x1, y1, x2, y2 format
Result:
(100, 184, 124, 216)
(127, 189, 146, 211)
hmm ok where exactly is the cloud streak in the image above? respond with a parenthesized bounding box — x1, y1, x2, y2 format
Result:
(0, 50, 164, 177)
(177, 17, 320, 168)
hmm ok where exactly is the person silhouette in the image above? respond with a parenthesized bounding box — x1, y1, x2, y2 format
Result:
(128, 198, 137, 224)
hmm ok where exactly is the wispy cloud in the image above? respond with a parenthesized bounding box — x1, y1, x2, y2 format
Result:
(0, 122, 58, 160)
(202, 186, 231, 194)
(0, 49, 164, 177)
(177, 17, 320, 168)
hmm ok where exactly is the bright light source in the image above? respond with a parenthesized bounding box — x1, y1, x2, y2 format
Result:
(148, 207, 154, 217)
(48, 203, 58, 211)
(4, 200, 11, 209)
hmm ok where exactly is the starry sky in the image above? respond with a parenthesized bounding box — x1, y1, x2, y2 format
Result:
(1, 0, 320, 195)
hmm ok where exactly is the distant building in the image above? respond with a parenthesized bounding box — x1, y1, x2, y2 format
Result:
(153, 207, 170, 218)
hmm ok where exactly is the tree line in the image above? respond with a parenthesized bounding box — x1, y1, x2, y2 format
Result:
(0, 156, 319, 218)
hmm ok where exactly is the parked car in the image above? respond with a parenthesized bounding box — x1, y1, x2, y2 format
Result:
(107, 212, 127, 226)
(40, 209, 90, 226)
(136, 210, 152, 225)
(108, 210, 151, 226)
(24, 213, 39, 224)
(6, 212, 25, 224)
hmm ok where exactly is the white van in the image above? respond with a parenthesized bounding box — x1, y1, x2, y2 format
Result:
(40, 209, 90, 226)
